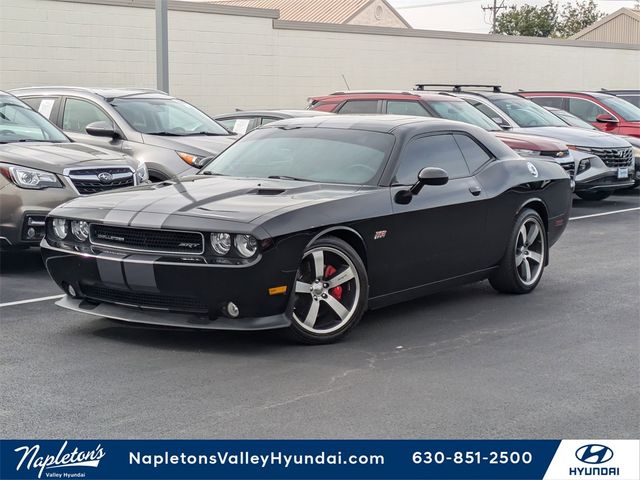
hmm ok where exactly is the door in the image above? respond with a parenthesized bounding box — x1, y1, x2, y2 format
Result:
(60, 97, 124, 152)
(387, 133, 488, 291)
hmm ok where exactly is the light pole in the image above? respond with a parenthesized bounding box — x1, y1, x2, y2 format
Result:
(156, 0, 169, 93)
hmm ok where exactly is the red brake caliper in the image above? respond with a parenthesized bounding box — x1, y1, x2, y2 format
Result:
(324, 265, 343, 301)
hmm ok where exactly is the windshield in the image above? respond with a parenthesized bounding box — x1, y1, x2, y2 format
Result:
(429, 100, 502, 131)
(600, 96, 640, 121)
(110, 97, 230, 136)
(617, 95, 639, 108)
(492, 97, 567, 127)
(200, 127, 394, 185)
(0, 95, 68, 144)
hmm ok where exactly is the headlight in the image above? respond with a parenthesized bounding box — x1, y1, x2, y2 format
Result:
(177, 152, 206, 168)
(210, 232, 231, 255)
(235, 234, 258, 258)
(577, 158, 591, 174)
(513, 149, 539, 157)
(632, 146, 640, 159)
(52, 219, 68, 239)
(0, 164, 62, 189)
(70, 220, 89, 241)
(136, 163, 149, 183)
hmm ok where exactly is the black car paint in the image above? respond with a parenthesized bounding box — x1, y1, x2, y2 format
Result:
(41, 116, 571, 329)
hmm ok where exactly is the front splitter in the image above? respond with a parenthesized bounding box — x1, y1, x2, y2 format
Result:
(56, 295, 291, 331)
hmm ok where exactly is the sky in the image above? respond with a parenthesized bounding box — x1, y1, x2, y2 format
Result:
(389, 0, 637, 33)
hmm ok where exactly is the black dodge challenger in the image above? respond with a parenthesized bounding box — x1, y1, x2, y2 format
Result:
(41, 115, 572, 343)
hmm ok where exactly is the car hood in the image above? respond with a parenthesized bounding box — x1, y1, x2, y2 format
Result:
(494, 132, 567, 151)
(0, 142, 137, 173)
(511, 126, 632, 148)
(141, 133, 237, 156)
(56, 176, 366, 224)
(620, 135, 640, 148)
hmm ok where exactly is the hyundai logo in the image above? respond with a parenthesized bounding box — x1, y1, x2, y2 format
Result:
(527, 162, 539, 178)
(97, 172, 113, 184)
(575, 444, 614, 464)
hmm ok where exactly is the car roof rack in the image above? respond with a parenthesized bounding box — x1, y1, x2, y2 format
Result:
(414, 84, 502, 93)
(329, 90, 416, 96)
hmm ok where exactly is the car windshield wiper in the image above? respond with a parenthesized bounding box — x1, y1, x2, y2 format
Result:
(199, 171, 227, 176)
(267, 175, 308, 181)
(0, 139, 64, 143)
(181, 131, 232, 136)
(145, 131, 184, 136)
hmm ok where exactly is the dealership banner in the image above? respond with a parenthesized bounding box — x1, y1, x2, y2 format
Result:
(1, 439, 638, 480)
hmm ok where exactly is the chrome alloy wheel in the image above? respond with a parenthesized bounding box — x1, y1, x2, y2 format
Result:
(292, 246, 360, 334)
(515, 217, 545, 286)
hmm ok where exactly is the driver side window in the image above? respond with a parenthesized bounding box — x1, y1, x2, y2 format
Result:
(394, 134, 470, 185)
(62, 98, 111, 133)
(567, 98, 608, 122)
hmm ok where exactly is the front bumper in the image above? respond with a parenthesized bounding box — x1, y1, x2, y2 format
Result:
(0, 183, 76, 248)
(57, 295, 290, 330)
(41, 240, 297, 330)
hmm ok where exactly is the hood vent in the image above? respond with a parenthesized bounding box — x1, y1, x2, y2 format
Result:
(250, 188, 285, 196)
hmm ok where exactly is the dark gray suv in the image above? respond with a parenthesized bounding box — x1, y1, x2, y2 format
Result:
(11, 87, 237, 181)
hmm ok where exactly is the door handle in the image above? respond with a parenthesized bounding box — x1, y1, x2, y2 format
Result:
(469, 185, 482, 196)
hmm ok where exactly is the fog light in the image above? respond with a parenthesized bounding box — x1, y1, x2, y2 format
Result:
(68, 285, 77, 297)
(226, 302, 239, 318)
(26, 227, 36, 239)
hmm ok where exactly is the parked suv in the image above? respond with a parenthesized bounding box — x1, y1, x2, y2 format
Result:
(428, 85, 635, 200)
(520, 91, 640, 138)
(0, 91, 144, 249)
(214, 110, 333, 136)
(308, 91, 577, 181)
(10, 87, 237, 181)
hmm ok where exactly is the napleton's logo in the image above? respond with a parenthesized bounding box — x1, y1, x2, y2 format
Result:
(14, 441, 105, 478)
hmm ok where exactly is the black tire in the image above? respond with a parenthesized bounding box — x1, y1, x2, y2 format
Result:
(287, 236, 368, 344)
(489, 208, 547, 294)
(576, 191, 612, 201)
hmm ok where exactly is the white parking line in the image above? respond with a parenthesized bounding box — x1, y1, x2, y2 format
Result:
(0, 294, 64, 308)
(570, 207, 640, 221)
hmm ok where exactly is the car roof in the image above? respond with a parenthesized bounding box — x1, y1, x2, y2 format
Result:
(261, 114, 482, 134)
(599, 89, 639, 95)
(215, 109, 333, 119)
(9, 86, 172, 100)
(518, 91, 618, 100)
(310, 90, 461, 102)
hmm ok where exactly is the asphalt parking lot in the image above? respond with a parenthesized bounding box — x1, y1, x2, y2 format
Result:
(1, 190, 638, 439)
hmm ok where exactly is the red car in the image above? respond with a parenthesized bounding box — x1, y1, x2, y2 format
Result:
(308, 91, 573, 162)
(519, 91, 640, 138)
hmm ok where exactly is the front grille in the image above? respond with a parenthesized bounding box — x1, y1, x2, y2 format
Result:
(82, 284, 208, 313)
(582, 147, 633, 168)
(67, 167, 134, 195)
(90, 224, 204, 254)
(561, 162, 575, 180)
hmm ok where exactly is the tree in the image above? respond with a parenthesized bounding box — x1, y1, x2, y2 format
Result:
(556, 0, 605, 37)
(493, 0, 604, 38)
(494, 2, 558, 37)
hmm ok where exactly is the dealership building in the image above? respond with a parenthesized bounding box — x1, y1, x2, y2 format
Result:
(0, 0, 638, 115)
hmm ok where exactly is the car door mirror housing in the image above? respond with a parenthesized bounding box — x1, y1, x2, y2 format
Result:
(595, 113, 618, 124)
(396, 167, 449, 204)
(85, 121, 118, 138)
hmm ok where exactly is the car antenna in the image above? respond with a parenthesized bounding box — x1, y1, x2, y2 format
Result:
(341, 74, 351, 90)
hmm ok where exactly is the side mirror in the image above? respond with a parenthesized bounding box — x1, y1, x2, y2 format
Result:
(595, 113, 618, 124)
(85, 121, 118, 138)
(492, 117, 511, 129)
(395, 167, 449, 204)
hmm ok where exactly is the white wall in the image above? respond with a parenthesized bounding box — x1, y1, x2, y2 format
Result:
(1, 0, 638, 116)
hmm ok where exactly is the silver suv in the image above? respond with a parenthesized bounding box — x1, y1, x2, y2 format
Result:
(11, 87, 237, 181)
(0, 91, 143, 249)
